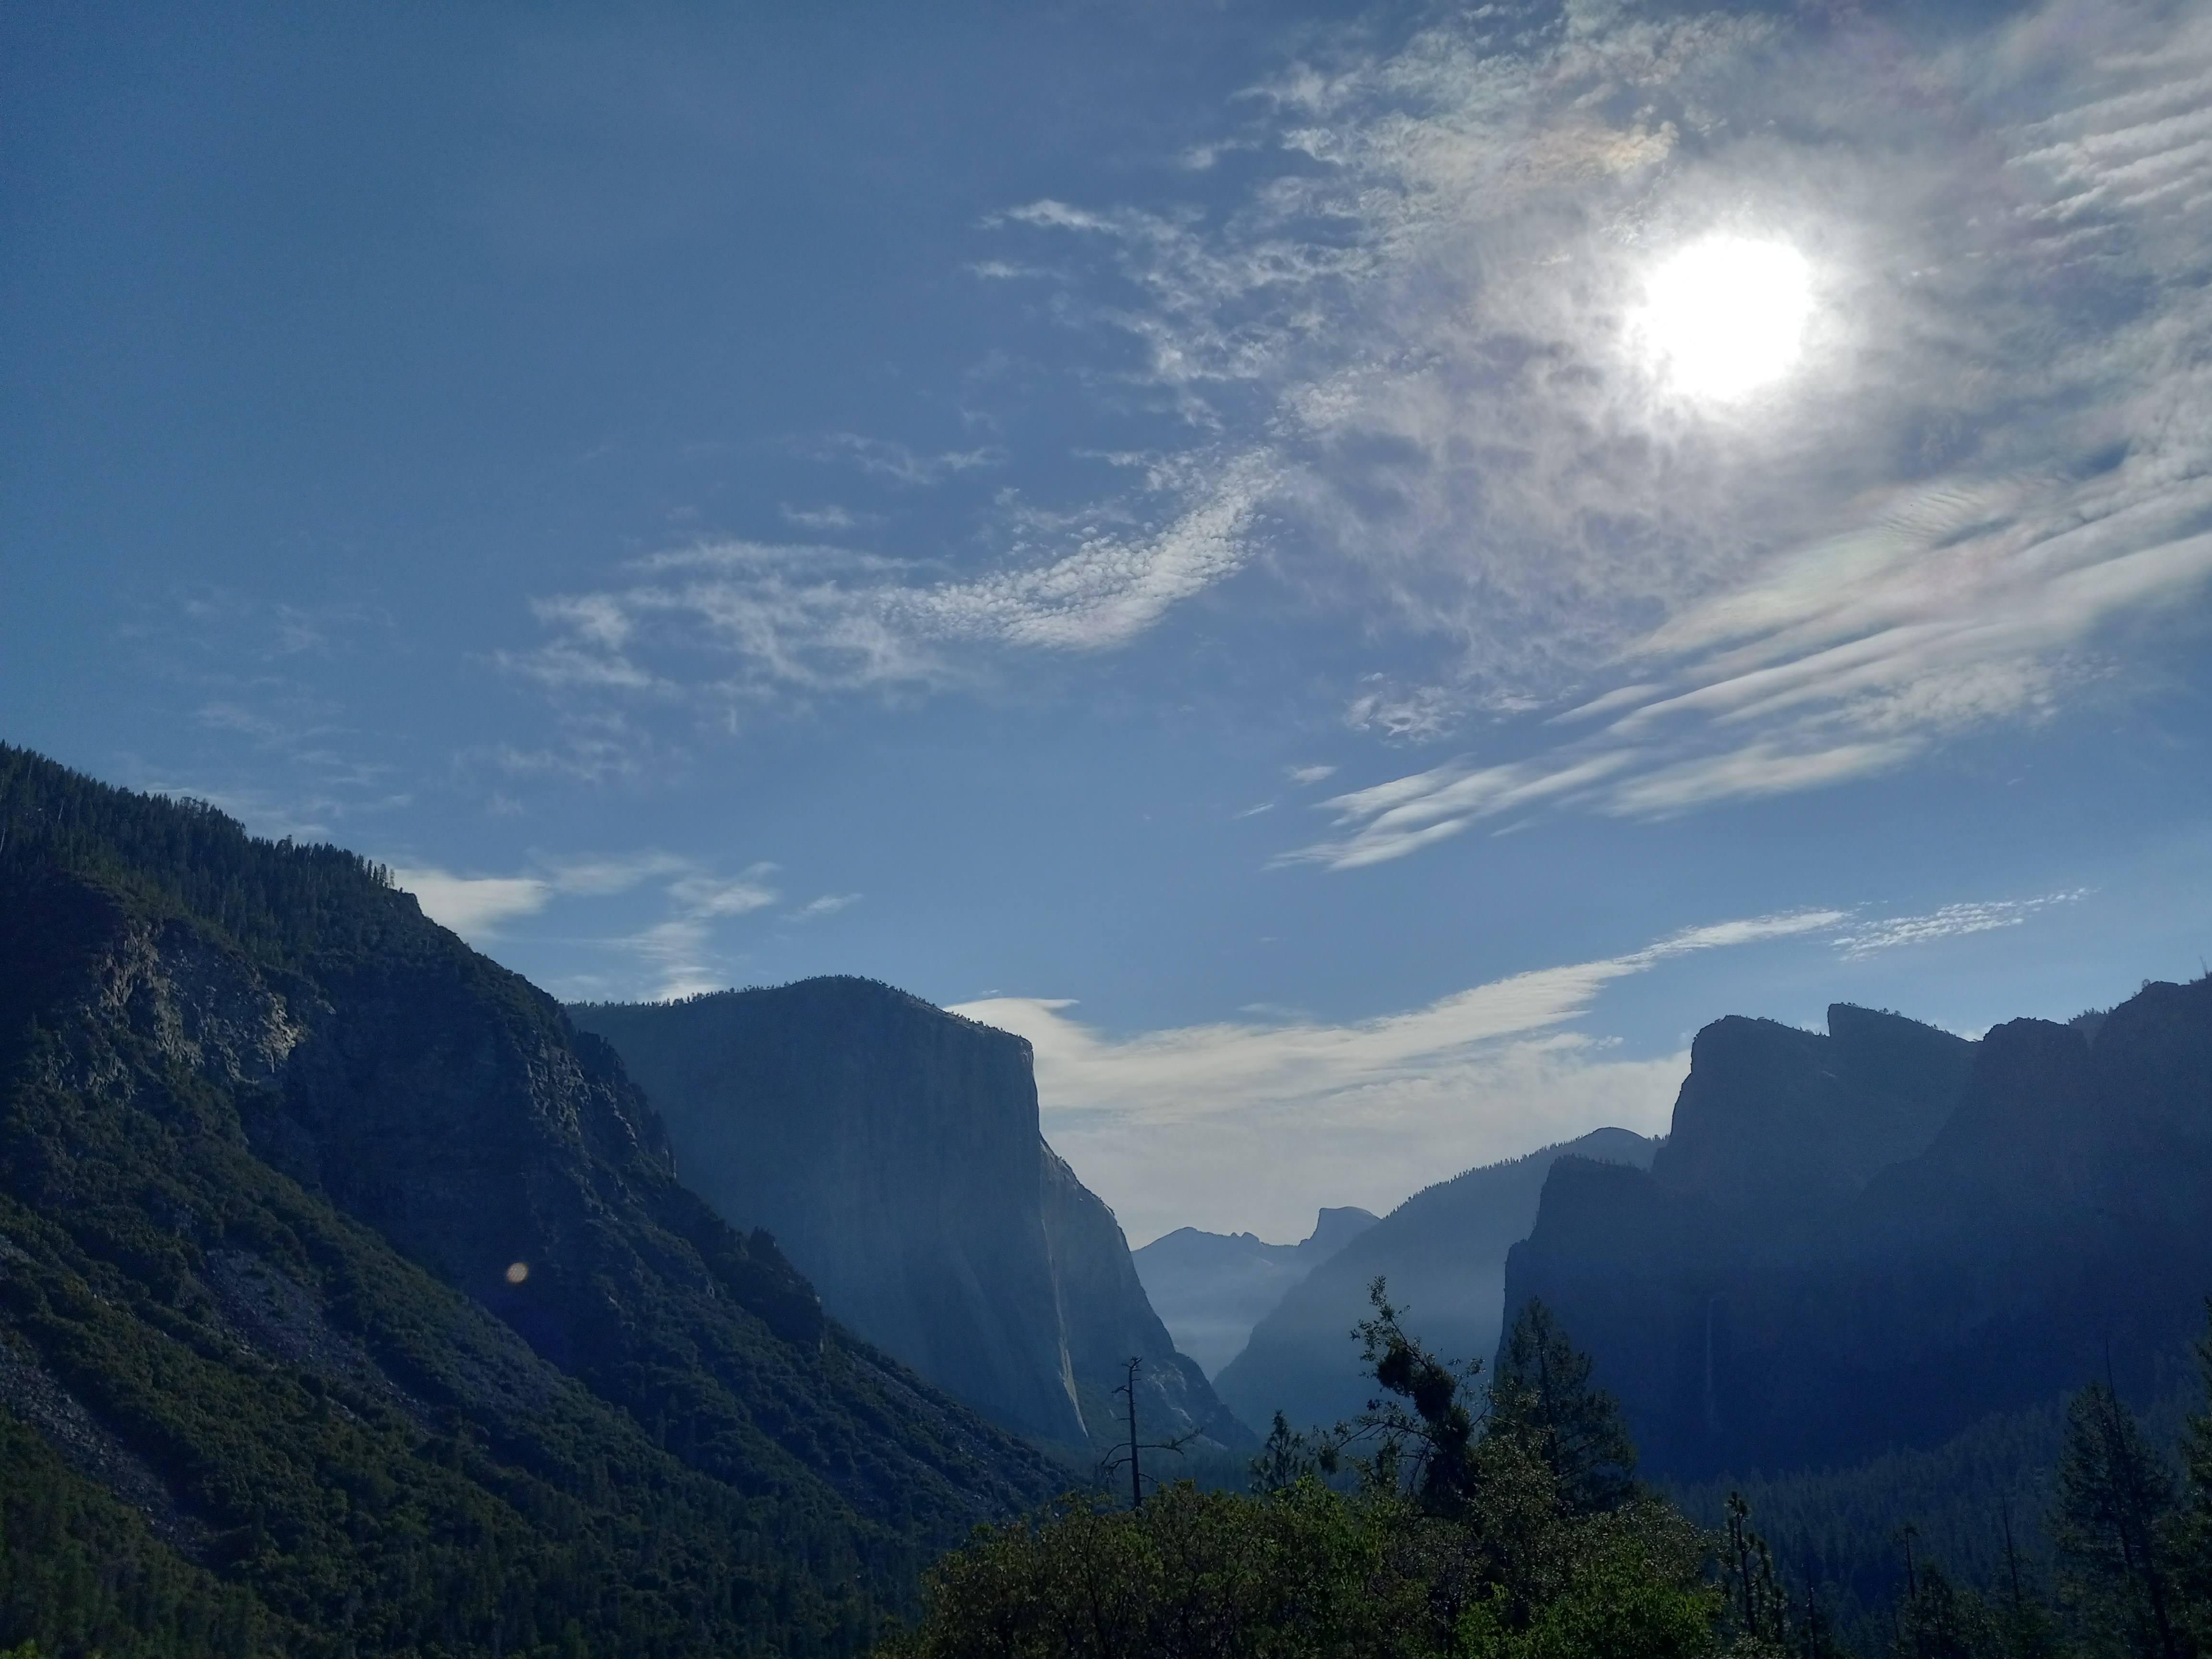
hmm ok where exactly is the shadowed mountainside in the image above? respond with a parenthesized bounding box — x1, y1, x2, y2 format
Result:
(0, 743, 1059, 1657)
(1506, 991, 2212, 1479)
(570, 982, 1249, 1455)
(1131, 1206, 1378, 1377)
(1213, 1127, 1656, 1434)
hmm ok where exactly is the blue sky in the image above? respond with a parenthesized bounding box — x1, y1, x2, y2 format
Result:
(8, 0, 2212, 1241)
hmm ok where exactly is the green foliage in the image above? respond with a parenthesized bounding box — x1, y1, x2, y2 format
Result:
(1455, 1506, 1719, 1659)
(1347, 1278, 1485, 1515)
(1488, 1300, 1637, 1516)
(880, 1479, 1438, 1659)
(2176, 1308, 2212, 1655)
(0, 743, 1057, 1656)
(0, 1407, 292, 1659)
(890, 1301, 1722, 1659)
(2053, 1383, 2190, 1659)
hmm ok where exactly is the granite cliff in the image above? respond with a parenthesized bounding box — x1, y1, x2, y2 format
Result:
(0, 744, 1058, 1655)
(1213, 1127, 1656, 1434)
(570, 980, 1249, 1453)
(1505, 989, 2212, 1479)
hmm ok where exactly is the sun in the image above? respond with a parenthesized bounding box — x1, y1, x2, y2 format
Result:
(1633, 236, 1814, 400)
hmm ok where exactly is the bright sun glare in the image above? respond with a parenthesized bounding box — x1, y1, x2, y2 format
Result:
(1634, 236, 1814, 400)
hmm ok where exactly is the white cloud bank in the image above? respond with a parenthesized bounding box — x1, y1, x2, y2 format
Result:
(954, 907, 1843, 1243)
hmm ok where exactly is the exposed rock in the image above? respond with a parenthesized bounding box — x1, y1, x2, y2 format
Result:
(1504, 986, 2212, 1479)
(572, 978, 1250, 1450)
(0, 742, 1066, 1653)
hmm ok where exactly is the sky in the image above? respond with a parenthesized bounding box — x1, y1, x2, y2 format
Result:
(7, 0, 2212, 1244)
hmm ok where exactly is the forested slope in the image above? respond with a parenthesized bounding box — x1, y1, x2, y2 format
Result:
(0, 742, 1059, 1658)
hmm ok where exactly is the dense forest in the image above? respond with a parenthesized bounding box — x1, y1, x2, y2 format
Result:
(887, 1290, 2212, 1659)
(0, 743, 1058, 1658)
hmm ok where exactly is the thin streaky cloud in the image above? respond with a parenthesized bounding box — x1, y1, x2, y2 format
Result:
(1833, 890, 2091, 959)
(954, 905, 1840, 1241)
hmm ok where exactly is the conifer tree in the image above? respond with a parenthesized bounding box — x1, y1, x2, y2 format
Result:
(1489, 1298, 1638, 1514)
(2053, 1380, 2188, 1659)
(2176, 1303, 2212, 1652)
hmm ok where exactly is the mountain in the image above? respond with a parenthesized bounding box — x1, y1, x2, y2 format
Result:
(1213, 1127, 1657, 1433)
(1130, 1207, 1377, 1376)
(1505, 989, 2212, 1479)
(568, 982, 1249, 1455)
(0, 743, 1060, 1657)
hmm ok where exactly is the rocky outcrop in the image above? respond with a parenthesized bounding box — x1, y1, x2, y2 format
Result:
(1504, 987, 2212, 1479)
(572, 979, 1249, 1450)
(0, 744, 1062, 1653)
(1132, 1207, 1379, 1376)
(1214, 1128, 1655, 1433)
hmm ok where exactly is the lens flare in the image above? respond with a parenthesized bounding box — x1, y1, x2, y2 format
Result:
(1634, 236, 1814, 400)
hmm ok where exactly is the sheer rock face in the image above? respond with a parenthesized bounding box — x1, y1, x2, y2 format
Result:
(1650, 1006, 1972, 1219)
(572, 980, 1248, 1450)
(1505, 987, 2212, 1480)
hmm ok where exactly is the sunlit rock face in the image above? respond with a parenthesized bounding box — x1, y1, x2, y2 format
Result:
(1505, 985, 2212, 1479)
(572, 978, 1247, 1451)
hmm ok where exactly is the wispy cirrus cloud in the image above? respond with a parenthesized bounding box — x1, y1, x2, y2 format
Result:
(391, 851, 780, 998)
(1027, 0, 2212, 842)
(508, 0, 2212, 813)
(788, 892, 862, 921)
(954, 906, 1841, 1240)
(508, 451, 1273, 710)
(1833, 889, 2090, 959)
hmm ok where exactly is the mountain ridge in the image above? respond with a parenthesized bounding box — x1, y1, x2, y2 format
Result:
(1505, 985, 2212, 1479)
(0, 741, 1059, 1655)
(1213, 1125, 1657, 1433)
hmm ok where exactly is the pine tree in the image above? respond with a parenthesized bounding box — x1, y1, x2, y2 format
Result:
(2053, 1380, 2188, 1659)
(1489, 1298, 1638, 1514)
(1347, 1278, 1483, 1515)
(2175, 1303, 2212, 1652)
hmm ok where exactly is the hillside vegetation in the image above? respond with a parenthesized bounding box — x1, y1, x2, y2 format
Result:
(0, 743, 1058, 1658)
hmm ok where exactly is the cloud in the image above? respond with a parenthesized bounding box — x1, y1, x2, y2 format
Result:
(511, 450, 1273, 709)
(1015, 0, 2212, 843)
(788, 892, 862, 920)
(823, 434, 1006, 488)
(779, 503, 881, 533)
(951, 905, 1840, 1241)
(506, 0, 2212, 794)
(1287, 764, 1336, 785)
(1833, 890, 2090, 959)
(391, 867, 552, 936)
(387, 850, 782, 997)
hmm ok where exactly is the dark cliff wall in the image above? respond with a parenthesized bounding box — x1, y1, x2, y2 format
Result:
(572, 982, 1247, 1449)
(1214, 1127, 1655, 1433)
(1505, 987, 2212, 1480)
